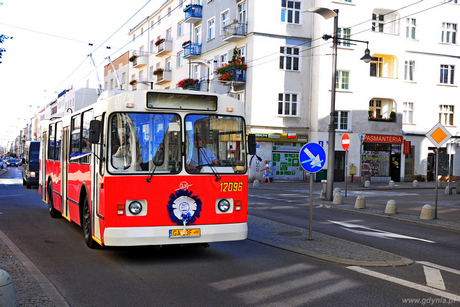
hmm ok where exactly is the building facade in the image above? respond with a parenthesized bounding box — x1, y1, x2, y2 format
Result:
(311, 0, 460, 183)
(104, 0, 315, 182)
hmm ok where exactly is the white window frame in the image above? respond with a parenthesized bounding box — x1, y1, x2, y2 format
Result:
(208, 18, 215, 41)
(441, 22, 457, 44)
(221, 10, 229, 34)
(337, 111, 350, 131)
(406, 18, 416, 39)
(279, 46, 300, 71)
(150, 40, 154, 53)
(440, 64, 455, 85)
(177, 51, 184, 68)
(193, 64, 201, 80)
(166, 28, 172, 41)
(195, 26, 202, 44)
(177, 21, 185, 37)
(278, 92, 299, 117)
(281, 1, 301, 25)
(238, 1, 247, 23)
(149, 66, 154, 80)
(404, 60, 415, 81)
(220, 53, 228, 67)
(403, 102, 414, 124)
(165, 57, 172, 71)
(338, 28, 351, 47)
(439, 105, 454, 126)
(336, 70, 350, 90)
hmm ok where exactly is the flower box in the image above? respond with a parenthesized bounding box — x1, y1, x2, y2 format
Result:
(153, 68, 164, 76)
(155, 38, 165, 46)
(178, 78, 200, 90)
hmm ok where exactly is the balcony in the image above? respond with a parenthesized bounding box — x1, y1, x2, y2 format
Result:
(183, 42, 202, 59)
(218, 69, 246, 85)
(155, 70, 172, 84)
(184, 4, 202, 23)
(223, 22, 248, 42)
(131, 79, 150, 91)
(155, 40, 172, 56)
(132, 56, 148, 68)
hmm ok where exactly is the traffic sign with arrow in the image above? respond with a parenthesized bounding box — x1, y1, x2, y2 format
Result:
(299, 143, 326, 173)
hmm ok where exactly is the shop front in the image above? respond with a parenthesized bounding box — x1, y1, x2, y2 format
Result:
(362, 134, 403, 182)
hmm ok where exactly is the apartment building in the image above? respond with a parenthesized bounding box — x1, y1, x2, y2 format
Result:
(104, 0, 315, 181)
(311, 0, 460, 183)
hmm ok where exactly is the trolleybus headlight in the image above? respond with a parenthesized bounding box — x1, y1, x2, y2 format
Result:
(218, 199, 231, 212)
(128, 201, 143, 215)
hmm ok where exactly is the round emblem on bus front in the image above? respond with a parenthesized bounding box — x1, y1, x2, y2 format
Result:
(167, 189, 202, 225)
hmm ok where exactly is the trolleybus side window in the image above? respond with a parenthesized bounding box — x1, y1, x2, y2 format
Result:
(81, 110, 93, 164)
(55, 122, 62, 161)
(70, 115, 81, 163)
(48, 124, 55, 160)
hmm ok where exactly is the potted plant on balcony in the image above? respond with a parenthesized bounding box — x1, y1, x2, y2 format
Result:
(129, 54, 138, 62)
(178, 78, 199, 90)
(155, 38, 165, 46)
(129, 79, 137, 86)
(183, 3, 202, 12)
(216, 47, 247, 84)
(182, 40, 191, 47)
(153, 68, 164, 76)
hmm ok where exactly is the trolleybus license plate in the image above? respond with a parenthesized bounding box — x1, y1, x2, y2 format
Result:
(169, 228, 201, 238)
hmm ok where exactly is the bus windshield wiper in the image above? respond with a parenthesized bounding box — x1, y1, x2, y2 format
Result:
(146, 146, 164, 183)
(198, 148, 221, 182)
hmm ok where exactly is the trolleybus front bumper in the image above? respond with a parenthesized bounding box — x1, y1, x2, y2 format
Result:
(103, 222, 248, 246)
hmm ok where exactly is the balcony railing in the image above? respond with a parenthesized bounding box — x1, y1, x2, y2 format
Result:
(156, 40, 172, 56)
(155, 70, 172, 84)
(218, 68, 246, 84)
(133, 56, 148, 68)
(184, 4, 202, 23)
(183, 42, 202, 58)
(223, 22, 248, 42)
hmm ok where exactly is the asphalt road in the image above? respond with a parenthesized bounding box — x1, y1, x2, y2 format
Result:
(1, 167, 460, 306)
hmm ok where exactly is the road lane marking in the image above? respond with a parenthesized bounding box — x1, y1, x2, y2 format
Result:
(417, 261, 460, 276)
(423, 266, 446, 290)
(347, 266, 459, 301)
(327, 220, 436, 243)
(249, 194, 297, 203)
(0, 179, 23, 185)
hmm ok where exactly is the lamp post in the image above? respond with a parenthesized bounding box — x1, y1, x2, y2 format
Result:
(305, 8, 373, 200)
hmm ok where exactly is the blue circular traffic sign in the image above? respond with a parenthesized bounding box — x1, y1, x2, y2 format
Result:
(299, 143, 326, 173)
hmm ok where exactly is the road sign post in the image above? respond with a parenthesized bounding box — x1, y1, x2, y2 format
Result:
(300, 143, 326, 240)
(342, 134, 350, 197)
(426, 123, 452, 219)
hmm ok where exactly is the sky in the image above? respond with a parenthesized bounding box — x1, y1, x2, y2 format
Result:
(0, 0, 161, 147)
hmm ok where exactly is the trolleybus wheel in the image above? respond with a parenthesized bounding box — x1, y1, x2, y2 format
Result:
(82, 196, 98, 249)
(47, 183, 60, 218)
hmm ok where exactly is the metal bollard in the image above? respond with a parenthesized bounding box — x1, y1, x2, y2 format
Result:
(0, 269, 19, 307)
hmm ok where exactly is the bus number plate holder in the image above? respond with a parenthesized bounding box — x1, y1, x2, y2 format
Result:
(169, 228, 201, 238)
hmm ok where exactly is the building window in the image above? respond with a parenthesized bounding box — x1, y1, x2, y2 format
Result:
(166, 28, 172, 41)
(208, 18, 215, 40)
(372, 9, 399, 35)
(369, 99, 382, 118)
(441, 22, 457, 44)
(281, 1, 300, 24)
(158, 16, 161, 26)
(151, 21, 154, 30)
(403, 102, 414, 124)
(405, 61, 415, 81)
(178, 21, 185, 37)
(149, 66, 154, 79)
(167, 7, 171, 17)
(440, 64, 455, 84)
(370, 57, 383, 77)
(220, 53, 227, 66)
(337, 111, 349, 131)
(193, 64, 200, 80)
(238, 1, 247, 23)
(369, 99, 395, 121)
(177, 51, 184, 67)
(195, 26, 201, 44)
(221, 10, 229, 34)
(406, 18, 416, 39)
(150, 40, 154, 53)
(165, 57, 172, 71)
(279, 47, 299, 71)
(336, 70, 350, 90)
(439, 105, 454, 125)
(278, 93, 298, 116)
(338, 28, 351, 47)
(139, 46, 145, 56)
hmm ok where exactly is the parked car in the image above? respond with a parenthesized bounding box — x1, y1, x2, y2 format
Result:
(6, 159, 19, 167)
(22, 141, 40, 188)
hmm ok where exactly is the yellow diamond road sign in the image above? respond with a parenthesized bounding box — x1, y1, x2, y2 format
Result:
(426, 122, 451, 148)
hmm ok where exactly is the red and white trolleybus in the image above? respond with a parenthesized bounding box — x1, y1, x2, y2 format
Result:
(39, 90, 255, 248)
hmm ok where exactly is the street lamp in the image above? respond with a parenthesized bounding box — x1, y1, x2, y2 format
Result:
(305, 8, 374, 201)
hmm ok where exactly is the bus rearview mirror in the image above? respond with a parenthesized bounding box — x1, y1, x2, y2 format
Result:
(89, 120, 102, 144)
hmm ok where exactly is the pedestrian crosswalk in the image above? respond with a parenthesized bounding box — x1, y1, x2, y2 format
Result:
(0, 179, 23, 185)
